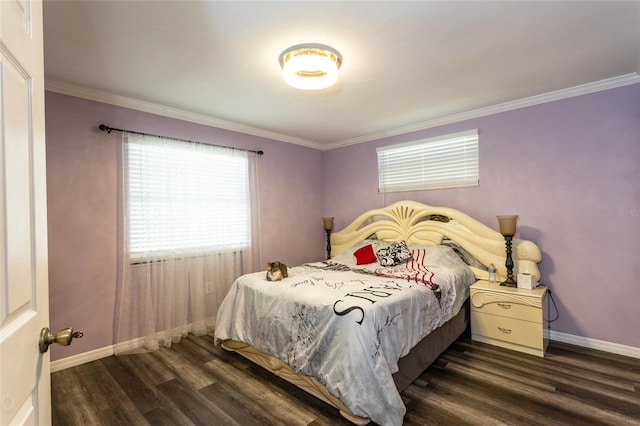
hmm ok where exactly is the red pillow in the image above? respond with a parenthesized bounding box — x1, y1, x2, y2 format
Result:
(354, 244, 378, 265)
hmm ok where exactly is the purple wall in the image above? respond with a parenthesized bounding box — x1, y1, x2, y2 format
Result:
(45, 92, 325, 361)
(46, 84, 639, 362)
(324, 84, 640, 348)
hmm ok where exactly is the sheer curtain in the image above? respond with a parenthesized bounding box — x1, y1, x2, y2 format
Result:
(114, 133, 262, 354)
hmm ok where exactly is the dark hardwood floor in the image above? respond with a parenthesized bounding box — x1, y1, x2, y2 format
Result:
(51, 330, 640, 426)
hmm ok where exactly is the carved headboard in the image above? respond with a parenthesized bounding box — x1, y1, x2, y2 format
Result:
(330, 200, 542, 282)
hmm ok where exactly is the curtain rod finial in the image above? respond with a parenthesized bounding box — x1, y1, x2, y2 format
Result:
(98, 124, 111, 133)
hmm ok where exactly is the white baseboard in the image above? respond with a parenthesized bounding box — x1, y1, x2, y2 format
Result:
(50, 345, 114, 373)
(50, 331, 640, 372)
(549, 330, 640, 359)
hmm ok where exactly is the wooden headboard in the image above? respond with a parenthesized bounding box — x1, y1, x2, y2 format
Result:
(331, 200, 542, 282)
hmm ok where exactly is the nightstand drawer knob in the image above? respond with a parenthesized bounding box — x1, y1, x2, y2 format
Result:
(498, 327, 512, 334)
(497, 303, 512, 309)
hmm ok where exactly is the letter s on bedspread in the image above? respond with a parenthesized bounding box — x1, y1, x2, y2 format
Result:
(214, 245, 475, 426)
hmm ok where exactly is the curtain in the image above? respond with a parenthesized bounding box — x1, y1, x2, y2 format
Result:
(114, 133, 262, 354)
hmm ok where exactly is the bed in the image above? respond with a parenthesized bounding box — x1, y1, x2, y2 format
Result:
(214, 200, 542, 426)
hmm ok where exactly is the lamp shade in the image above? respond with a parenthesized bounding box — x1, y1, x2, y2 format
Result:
(322, 217, 334, 231)
(497, 215, 518, 237)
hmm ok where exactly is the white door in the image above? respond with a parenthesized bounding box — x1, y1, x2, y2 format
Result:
(0, 0, 51, 425)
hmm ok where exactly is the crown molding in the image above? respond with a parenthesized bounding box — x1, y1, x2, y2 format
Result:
(325, 72, 640, 150)
(47, 73, 640, 152)
(44, 80, 325, 151)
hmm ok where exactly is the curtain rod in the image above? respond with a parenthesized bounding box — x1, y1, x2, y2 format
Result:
(98, 124, 264, 156)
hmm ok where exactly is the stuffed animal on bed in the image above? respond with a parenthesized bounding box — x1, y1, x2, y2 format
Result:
(266, 261, 288, 281)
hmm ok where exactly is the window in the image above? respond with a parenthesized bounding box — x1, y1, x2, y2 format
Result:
(377, 129, 479, 192)
(125, 134, 252, 259)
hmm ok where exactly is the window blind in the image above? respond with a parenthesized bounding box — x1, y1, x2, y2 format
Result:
(377, 130, 479, 193)
(126, 135, 251, 259)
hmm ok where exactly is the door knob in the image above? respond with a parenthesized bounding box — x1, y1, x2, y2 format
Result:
(39, 327, 83, 353)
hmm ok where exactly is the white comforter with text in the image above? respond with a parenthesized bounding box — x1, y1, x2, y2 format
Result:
(214, 246, 475, 426)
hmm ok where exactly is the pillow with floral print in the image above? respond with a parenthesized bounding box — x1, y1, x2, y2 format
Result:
(376, 241, 412, 266)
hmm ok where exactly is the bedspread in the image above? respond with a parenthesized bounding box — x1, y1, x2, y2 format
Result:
(214, 246, 475, 426)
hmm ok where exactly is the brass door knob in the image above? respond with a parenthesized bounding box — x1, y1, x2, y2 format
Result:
(39, 327, 83, 353)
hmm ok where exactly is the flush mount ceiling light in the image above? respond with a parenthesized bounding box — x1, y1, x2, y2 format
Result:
(279, 43, 342, 90)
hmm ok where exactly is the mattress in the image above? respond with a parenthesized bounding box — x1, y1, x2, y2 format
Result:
(215, 245, 475, 426)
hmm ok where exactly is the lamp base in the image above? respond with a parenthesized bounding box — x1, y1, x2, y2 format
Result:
(501, 235, 516, 288)
(325, 229, 332, 259)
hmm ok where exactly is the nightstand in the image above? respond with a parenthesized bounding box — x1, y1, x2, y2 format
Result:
(470, 280, 548, 357)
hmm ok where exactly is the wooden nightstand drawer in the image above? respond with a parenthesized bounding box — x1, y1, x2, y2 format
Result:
(471, 295, 541, 323)
(471, 311, 544, 349)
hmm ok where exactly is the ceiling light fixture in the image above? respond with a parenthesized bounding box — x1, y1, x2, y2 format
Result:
(279, 43, 342, 90)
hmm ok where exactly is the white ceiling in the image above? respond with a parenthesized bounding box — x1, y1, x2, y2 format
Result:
(43, 1, 640, 150)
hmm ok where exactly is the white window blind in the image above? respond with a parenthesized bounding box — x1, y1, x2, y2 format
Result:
(125, 134, 251, 259)
(377, 129, 479, 193)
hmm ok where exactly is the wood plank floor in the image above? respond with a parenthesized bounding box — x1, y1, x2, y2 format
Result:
(51, 330, 640, 426)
